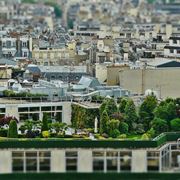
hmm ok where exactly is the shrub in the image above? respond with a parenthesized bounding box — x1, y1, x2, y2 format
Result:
(119, 122, 129, 134)
(141, 133, 150, 140)
(118, 134, 127, 139)
(25, 130, 36, 138)
(7, 120, 18, 138)
(170, 118, 180, 131)
(110, 129, 120, 138)
(0, 129, 8, 137)
(42, 131, 50, 138)
(41, 113, 49, 132)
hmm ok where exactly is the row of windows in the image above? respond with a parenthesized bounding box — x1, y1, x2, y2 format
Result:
(12, 150, 174, 173)
(18, 106, 62, 112)
(12, 151, 51, 172)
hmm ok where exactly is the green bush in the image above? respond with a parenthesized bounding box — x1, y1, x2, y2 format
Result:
(170, 118, 180, 131)
(41, 113, 49, 132)
(0, 129, 8, 137)
(119, 122, 129, 134)
(110, 129, 120, 138)
(118, 134, 127, 139)
(8, 120, 18, 138)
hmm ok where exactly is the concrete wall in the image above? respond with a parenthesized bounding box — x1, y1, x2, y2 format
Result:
(95, 63, 108, 84)
(4, 102, 72, 125)
(78, 149, 92, 172)
(0, 151, 11, 173)
(119, 68, 180, 99)
(107, 65, 130, 86)
(51, 150, 65, 172)
(132, 150, 147, 172)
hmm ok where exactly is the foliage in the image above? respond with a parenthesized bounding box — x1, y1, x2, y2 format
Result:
(111, 112, 124, 121)
(100, 110, 109, 134)
(8, 120, 18, 138)
(139, 95, 158, 130)
(41, 113, 49, 132)
(124, 100, 138, 131)
(147, 128, 155, 139)
(42, 131, 50, 138)
(71, 104, 99, 129)
(0, 129, 8, 137)
(44, 2, 62, 18)
(170, 118, 180, 131)
(154, 100, 177, 128)
(110, 129, 120, 138)
(100, 98, 118, 118)
(151, 118, 168, 135)
(141, 133, 150, 140)
(119, 122, 129, 134)
(118, 134, 127, 139)
(50, 122, 66, 134)
(119, 98, 128, 113)
(3, 90, 47, 98)
(107, 119, 120, 137)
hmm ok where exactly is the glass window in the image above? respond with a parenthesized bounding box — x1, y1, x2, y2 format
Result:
(0, 108, 5, 113)
(107, 159, 117, 172)
(12, 159, 24, 172)
(93, 159, 104, 172)
(56, 106, 62, 110)
(18, 107, 29, 112)
(120, 151, 132, 171)
(39, 158, 50, 172)
(41, 106, 51, 111)
(66, 151, 77, 172)
(26, 158, 37, 172)
(147, 159, 159, 171)
(30, 107, 40, 112)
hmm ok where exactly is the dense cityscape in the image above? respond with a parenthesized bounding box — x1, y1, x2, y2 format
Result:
(0, 0, 180, 179)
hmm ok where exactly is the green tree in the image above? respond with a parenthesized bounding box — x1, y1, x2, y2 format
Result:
(41, 113, 49, 132)
(119, 122, 129, 134)
(119, 98, 128, 113)
(139, 95, 158, 130)
(100, 110, 109, 134)
(8, 120, 18, 138)
(154, 100, 177, 128)
(151, 118, 168, 135)
(107, 119, 120, 138)
(124, 100, 138, 131)
(170, 118, 180, 131)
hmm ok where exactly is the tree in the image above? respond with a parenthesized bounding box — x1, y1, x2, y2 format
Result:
(150, 118, 168, 135)
(139, 95, 158, 130)
(154, 100, 177, 128)
(8, 120, 18, 138)
(124, 100, 138, 131)
(119, 122, 129, 134)
(100, 110, 109, 134)
(170, 118, 180, 131)
(107, 119, 120, 138)
(41, 113, 49, 132)
(105, 99, 118, 118)
(119, 98, 128, 113)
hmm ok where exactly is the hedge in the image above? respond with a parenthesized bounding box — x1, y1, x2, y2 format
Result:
(0, 173, 180, 180)
(0, 132, 179, 149)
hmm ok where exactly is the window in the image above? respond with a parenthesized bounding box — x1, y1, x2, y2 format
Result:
(0, 108, 5, 113)
(170, 49, 174, 54)
(173, 39, 177, 44)
(23, 52, 28, 57)
(29, 107, 40, 112)
(12, 151, 51, 172)
(18, 107, 29, 112)
(41, 106, 51, 111)
(56, 106, 62, 110)
(93, 151, 104, 172)
(147, 151, 159, 171)
(65, 151, 78, 172)
(106, 151, 118, 172)
(120, 151, 132, 171)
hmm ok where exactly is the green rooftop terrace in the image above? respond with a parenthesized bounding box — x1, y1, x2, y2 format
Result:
(0, 132, 179, 149)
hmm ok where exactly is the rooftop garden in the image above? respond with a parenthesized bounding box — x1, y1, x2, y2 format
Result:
(0, 95, 179, 143)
